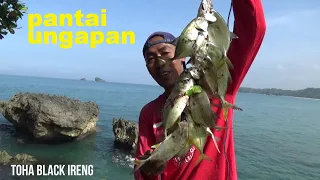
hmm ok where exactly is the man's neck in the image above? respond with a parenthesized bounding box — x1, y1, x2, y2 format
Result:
(164, 87, 173, 98)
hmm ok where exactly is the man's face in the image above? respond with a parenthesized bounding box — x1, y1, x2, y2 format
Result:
(144, 36, 185, 91)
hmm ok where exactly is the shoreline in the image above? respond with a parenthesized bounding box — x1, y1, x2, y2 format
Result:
(239, 92, 320, 100)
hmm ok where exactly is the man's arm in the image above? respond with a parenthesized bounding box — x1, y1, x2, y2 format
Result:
(227, 0, 267, 94)
(134, 106, 159, 180)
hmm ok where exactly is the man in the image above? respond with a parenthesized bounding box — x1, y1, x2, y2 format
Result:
(134, 0, 266, 179)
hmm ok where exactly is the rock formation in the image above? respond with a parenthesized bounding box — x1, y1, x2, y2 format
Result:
(0, 101, 5, 113)
(0, 150, 37, 165)
(112, 118, 138, 153)
(1, 92, 99, 143)
(95, 77, 105, 82)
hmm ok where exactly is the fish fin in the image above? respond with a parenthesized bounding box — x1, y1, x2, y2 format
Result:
(205, 127, 220, 153)
(195, 153, 212, 167)
(223, 107, 228, 121)
(222, 100, 243, 111)
(224, 56, 234, 70)
(230, 32, 238, 39)
(151, 143, 160, 150)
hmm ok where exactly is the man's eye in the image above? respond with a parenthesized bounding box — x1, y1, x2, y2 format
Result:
(146, 57, 155, 63)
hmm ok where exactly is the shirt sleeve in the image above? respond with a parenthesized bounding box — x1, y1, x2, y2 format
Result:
(227, 0, 267, 94)
(134, 105, 160, 180)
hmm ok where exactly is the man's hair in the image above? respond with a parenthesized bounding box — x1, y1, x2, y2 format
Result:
(142, 31, 186, 69)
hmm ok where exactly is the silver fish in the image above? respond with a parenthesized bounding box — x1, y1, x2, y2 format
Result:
(188, 87, 219, 128)
(172, 16, 209, 60)
(133, 121, 189, 171)
(162, 68, 199, 137)
(216, 62, 243, 120)
(184, 107, 221, 155)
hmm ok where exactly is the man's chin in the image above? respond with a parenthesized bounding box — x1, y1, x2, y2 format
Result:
(161, 82, 176, 92)
(156, 77, 177, 90)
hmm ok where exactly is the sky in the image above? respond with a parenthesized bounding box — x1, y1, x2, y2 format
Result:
(0, 0, 319, 90)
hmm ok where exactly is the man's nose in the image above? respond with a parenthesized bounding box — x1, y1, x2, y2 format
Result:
(155, 56, 166, 67)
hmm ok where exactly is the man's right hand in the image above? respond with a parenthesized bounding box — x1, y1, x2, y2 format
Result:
(138, 149, 167, 176)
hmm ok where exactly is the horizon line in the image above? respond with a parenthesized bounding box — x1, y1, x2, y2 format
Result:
(0, 73, 318, 91)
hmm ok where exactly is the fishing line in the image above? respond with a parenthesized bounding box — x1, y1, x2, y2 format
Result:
(223, 117, 230, 180)
(227, 0, 233, 28)
(224, 2, 233, 180)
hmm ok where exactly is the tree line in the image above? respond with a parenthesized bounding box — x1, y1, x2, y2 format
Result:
(239, 87, 320, 99)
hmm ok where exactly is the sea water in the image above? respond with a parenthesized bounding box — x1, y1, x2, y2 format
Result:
(0, 74, 319, 180)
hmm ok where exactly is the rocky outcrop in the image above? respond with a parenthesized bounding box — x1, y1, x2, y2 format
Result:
(0, 101, 5, 113)
(0, 150, 37, 165)
(80, 78, 86, 81)
(1, 92, 99, 143)
(112, 118, 138, 153)
(95, 77, 105, 82)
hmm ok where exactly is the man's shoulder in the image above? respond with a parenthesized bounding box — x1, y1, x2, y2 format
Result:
(140, 93, 165, 116)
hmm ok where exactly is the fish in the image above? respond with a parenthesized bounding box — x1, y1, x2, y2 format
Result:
(197, 0, 217, 23)
(184, 109, 221, 164)
(162, 68, 200, 137)
(171, 16, 209, 61)
(188, 121, 213, 166)
(197, 0, 237, 70)
(186, 41, 219, 99)
(188, 87, 219, 128)
(216, 62, 243, 120)
(207, 9, 238, 62)
(175, 143, 193, 157)
(196, 0, 242, 119)
(133, 121, 190, 172)
(189, 40, 243, 121)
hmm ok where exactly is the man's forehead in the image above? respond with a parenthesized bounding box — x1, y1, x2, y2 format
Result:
(142, 32, 177, 57)
(145, 43, 175, 56)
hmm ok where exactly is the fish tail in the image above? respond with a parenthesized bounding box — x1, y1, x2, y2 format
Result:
(222, 101, 243, 111)
(205, 127, 221, 153)
(151, 143, 160, 150)
(230, 32, 238, 39)
(222, 107, 228, 121)
(220, 100, 243, 120)
(195, 153, 212, 167)
(223, 56, 234, 70)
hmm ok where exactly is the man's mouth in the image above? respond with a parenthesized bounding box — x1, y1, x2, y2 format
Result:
(159, 71, 171, 77)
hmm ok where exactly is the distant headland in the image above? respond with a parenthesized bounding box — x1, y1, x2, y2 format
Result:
(239, 87, 320, 99)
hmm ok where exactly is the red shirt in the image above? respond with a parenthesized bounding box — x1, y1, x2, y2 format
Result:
(134, 0, 266, 179)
